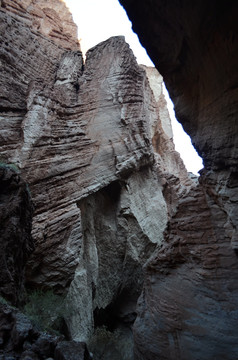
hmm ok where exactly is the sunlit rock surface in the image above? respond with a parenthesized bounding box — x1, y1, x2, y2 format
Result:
(0, 0, 192, 347)
(1, 0, 78, 49)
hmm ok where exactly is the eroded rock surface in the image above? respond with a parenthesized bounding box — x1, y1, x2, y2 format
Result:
(0, 0, 192, 348)
(21, 36, 166, 296)
(119, 0, 238, 171)
(0, 0, 81, 292)
(0, 303, 90, 360)
(120, 0, 238, 359)
(134, 181, 238, 360)
(0, 165, 33, 305)
(66, 168, 167, 341)
(1, 0, 79, 49)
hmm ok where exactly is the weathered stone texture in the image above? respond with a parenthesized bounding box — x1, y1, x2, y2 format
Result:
(0, 2, 72, 163)
(0, 165, 33, 305)
(0, 0, 82, 292)
(1, 0, 79, 50)
(134, 181, 238, 360)
(0, 303, 90, 359)
(119, 0, 238, 171)
(0, 0, 191, 346)
(22, 36, 165, 294)
(66, 167, 168, 341)
(1, 0, 236, 357)
(142, 66, 194, 218)
(120, 0, 238, 359)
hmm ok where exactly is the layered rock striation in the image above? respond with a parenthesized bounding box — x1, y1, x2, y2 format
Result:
(119, 0, 238, 171)
(0, 0, 192, 349)
(120, 0, 238, 359)
(1, 0, 78, 49)
(134, 181, 238, 359)
(0, 0, 81, 293)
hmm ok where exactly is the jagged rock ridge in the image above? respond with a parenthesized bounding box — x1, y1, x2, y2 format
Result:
(0, 0, 192, 355)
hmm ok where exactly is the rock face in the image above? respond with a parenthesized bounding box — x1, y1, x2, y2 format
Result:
(119, 0, 238, 171)
(134, 181, 238, 360)
(0, 0, 192, 348)
(21, 35, 168, 299)
(1, 0, 79, 49)
(3, 1, 237, 359)
(0, 165, 33, 306)
(0, 303, 90, 360)
(119, 0, 238, 359)
(0, 0, 81, 293)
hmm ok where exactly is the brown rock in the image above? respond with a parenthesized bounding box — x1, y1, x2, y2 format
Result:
(134, 182, 238, 359)
(119, 1, 238, 358)
(119, 0, 238, 172)
(0, 0, 82, 292)
(22, 36, 161, 294)
(1, 0, 79, 50)
(0, 0, 194, 348)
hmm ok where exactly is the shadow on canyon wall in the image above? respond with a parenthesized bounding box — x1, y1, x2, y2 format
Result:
(0, 0, 238, 359)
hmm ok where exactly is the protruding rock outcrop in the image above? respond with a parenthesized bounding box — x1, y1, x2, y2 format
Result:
(119, 0, 238, 171)
(1, 0, 237, 357)
(120, 0, 238, 359)
(0, 0, 193, 348)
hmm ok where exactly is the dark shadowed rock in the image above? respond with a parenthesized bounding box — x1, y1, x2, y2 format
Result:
(119, 0, 238, 359)
(20, 350, 40, 360)
(54, 341, 91, 360)
(134, 182, 238, 360)
(119, 0, 238, 171)
(31, 333, 58, 358)
(2, 1, 227, 358)
(0, 303, 91, 360)
(0, 165, 33, 305)
(0, 303, 37, 357)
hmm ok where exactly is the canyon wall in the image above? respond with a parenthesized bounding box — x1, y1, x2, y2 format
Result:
(0, 165, 33, 306)
(3, 0, 236, 358)
(120, 0, 238, 359)
(0, 0, 192, 353)
(119, 0, 238, 171)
